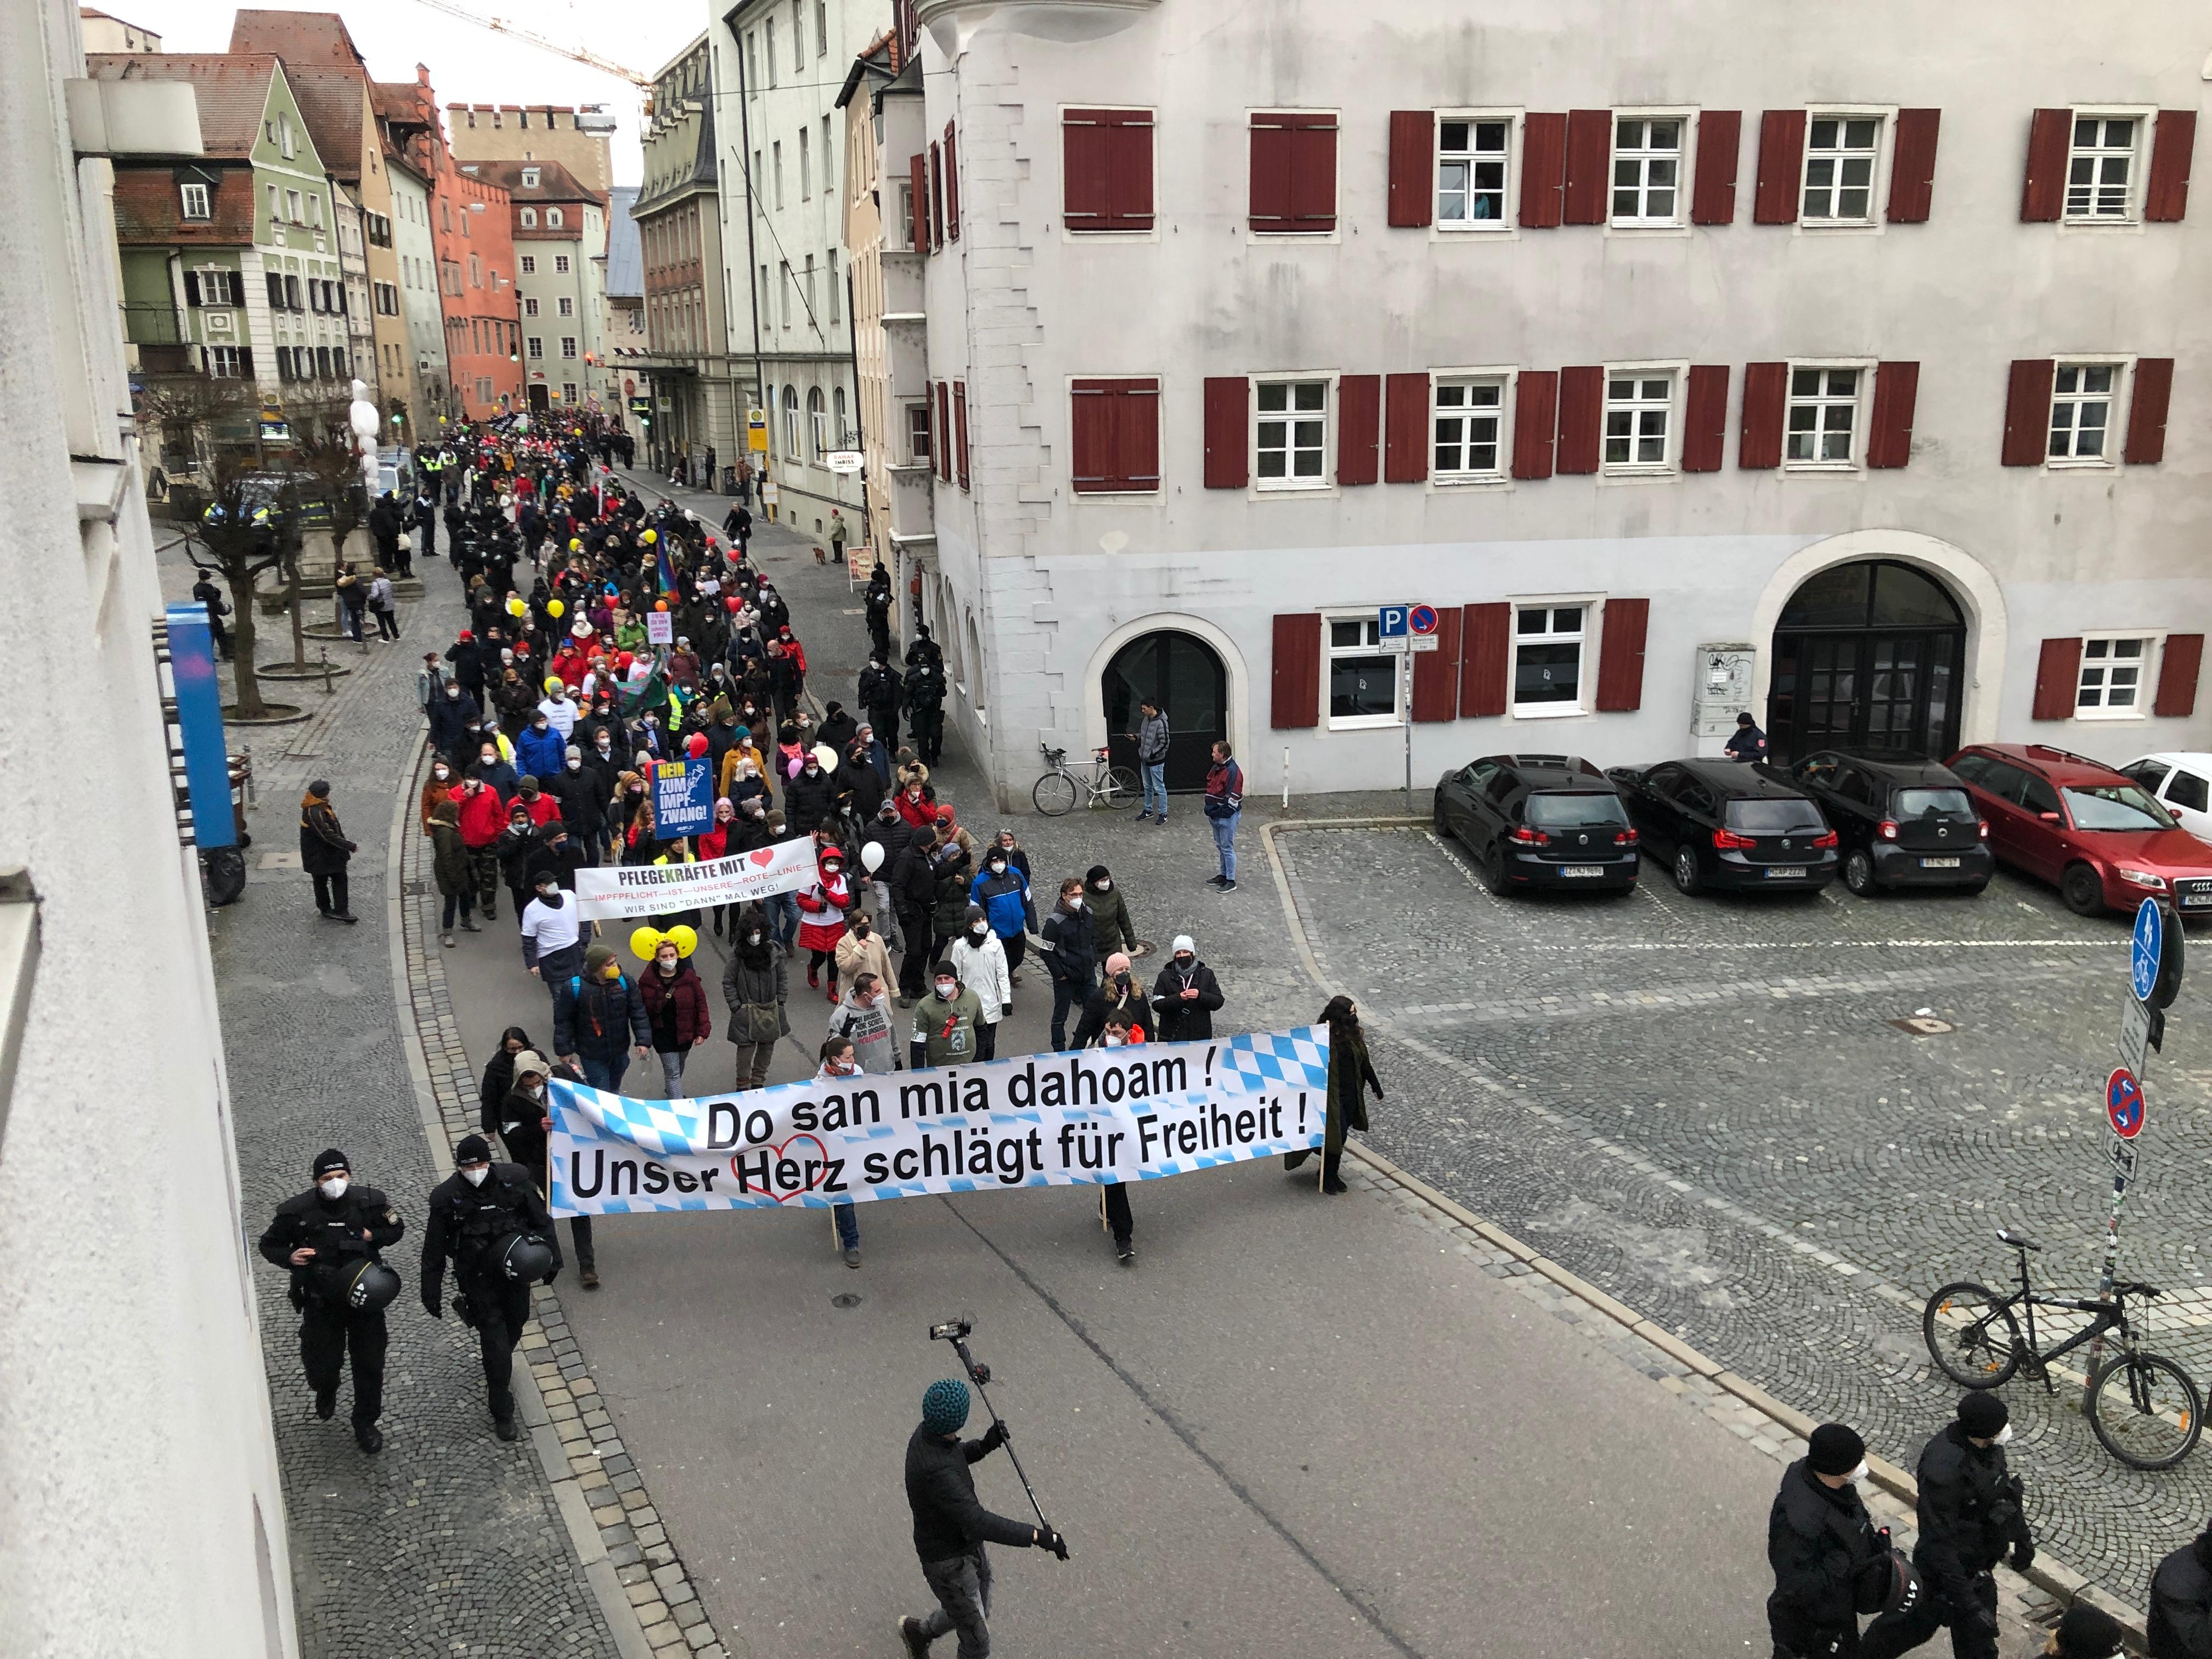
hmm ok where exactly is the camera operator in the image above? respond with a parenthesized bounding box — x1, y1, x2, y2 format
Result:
(898, 1377, 1064, 1657)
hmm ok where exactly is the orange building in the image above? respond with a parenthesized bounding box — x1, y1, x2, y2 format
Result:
(422, 100, 522, 419)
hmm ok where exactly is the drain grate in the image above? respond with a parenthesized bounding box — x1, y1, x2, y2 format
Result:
(831, 1293, 862, 1310)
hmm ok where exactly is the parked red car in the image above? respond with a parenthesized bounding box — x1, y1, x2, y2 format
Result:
(1946, 743, 2212, 916)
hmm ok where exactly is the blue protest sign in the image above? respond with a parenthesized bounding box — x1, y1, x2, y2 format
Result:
(652, 759, 714, 837)
(2131, 899, 2163, 1005)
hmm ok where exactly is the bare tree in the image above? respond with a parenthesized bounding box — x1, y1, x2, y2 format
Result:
(288, 399, 368, 668)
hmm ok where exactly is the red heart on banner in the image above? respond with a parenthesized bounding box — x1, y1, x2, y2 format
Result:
(731, 1134, 832, 1203)
(748, 848, 775, 867)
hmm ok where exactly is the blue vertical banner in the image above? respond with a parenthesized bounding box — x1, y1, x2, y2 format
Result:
(651, 759, 714, 837)
(165, 603, 236, 849)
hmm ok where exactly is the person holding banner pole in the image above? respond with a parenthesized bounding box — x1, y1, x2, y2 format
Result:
(1283, 995, 1383, 1197)
(950, 909, 1012, 1062)
(553, 944, 652, 1094)
(814, 1041, 867, 1267)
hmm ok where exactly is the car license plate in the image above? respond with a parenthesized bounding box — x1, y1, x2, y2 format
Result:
(2185, 892, 2212, 908)
(1765, 866, 1807, 879)
(1559, 865, 1604, 878)
(1921, 857, 1961, 869)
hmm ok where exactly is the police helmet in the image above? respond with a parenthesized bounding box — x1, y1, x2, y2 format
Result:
(496, 1233, 557, 1283)
(331, 1258, 402, 1312)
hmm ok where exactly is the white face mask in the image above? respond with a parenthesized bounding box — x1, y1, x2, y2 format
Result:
(1846, 1461, 1869, 1485)
(1096, 878, 1110, 891)
(1994, 1424, 2014, 1446)
(566, 758, 582, 771)
(970, 923, 987, 936)
(935, 981, 957, 1000)
(1066, 895, 1082, 910)
(1102, 1035, 1125, 1048)
(318, 1176, 349, 1200)
(462, 1166, 489, 1187)
(989, 861, 1006, 874)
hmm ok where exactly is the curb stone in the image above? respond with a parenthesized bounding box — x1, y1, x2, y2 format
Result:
(386, 729, 747, 1659)
(1259, 819, 2150, 1649)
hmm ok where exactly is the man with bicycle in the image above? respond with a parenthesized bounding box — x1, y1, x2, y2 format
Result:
(1892, 1394, 2034, 1659)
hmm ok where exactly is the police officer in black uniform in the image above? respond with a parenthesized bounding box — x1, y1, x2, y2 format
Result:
(257, 1148, 405, 1453)
(1766, 1421, 1921, 1658)
(904, 655, 947, 768)
(1896, 1394, 2034, 1659)
(419, 1134, 561, 1441)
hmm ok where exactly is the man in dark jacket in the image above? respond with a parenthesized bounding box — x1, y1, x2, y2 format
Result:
(427, 681, 483, 759)
(1149, 934, 1223, 1043)
(419, 1134, 561, 1441)
(1037, 877, 1097, 1052)
(257, 1148, 405, 1453)
(783, 750, 839, 836)
(553, 943, 653, 1092)
(889, 830, 940, 1002)
(2151, 1525, 2212, 1659)
(896, 1377, 1064, 1658)
(904, 657, 947, 766)
(1765, 1423, 1903, 1658)
(1902, 1394, 2032, 1659)
(548, 746, 610, 862)
(859, 653, 901, 751)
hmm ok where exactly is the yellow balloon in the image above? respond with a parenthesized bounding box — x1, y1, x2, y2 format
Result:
(642, 529, 658, 544)
(506, 597, 526, 616)
(628, 926, 662, 961)
(665, 924, 698, 957)
(569, 538, 582, 552)
(547, 599, 565, 618)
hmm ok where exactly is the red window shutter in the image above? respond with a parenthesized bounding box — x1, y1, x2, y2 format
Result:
(1203, 376, 1248, 489)
(2032, 637, 2082, 720)
(1458, 602, 1510, 718)
(1554, 365, 1604, 475)
(1594, 597, 1650, 713)
(936, 382, 952, 480)
(1690, 110, 1741, 225)
(1562, 110, 1611, 225)
(1511, 370, 1558, 479)
(1071, 380, 1162, 493)
(1866, 361, 1920, 469)
(953, 381, 970, 490)
(2020, 110, 2069, 222)
(2156, 634, 2204, 718)
(1064, 109, 1155, 232)
(2126, 358, 2174, 466)
(1071, 381, 1114, 491)
(2147, 111, 2197, 223)
(928, 144, 945, 248)
(1383, 373, 1429, 483)
(944, 122, 960, 240)
(1250, 112, 1338, 233)
(1887, 109, 1940, 222)
(1387, 111, 1434, 227)
(1739, 362, 1787, 469)
(1336, 374, 1380, 486)
(1519, 113, 1567, 228)
(1271, 613, 1322, 729)
(1753, 110, 1807, 224)
(2002, 359, 2055, 466)
(1411, 606, 1463, 722)
(1681, 365, 1730, 472)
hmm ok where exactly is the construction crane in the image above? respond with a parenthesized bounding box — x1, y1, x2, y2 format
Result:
(404, 0, 655, 111)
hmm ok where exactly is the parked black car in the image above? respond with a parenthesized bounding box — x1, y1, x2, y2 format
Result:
(1773, 751, 1993, 895)
(1432, 753, 1639, 895)
(1606, 759, 1838, 895)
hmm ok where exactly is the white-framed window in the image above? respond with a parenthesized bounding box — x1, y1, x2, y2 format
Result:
(1611, 115, 1684, 225)
(557, 296, 574, 317)
(782, 385, 802, 457)
(554, 255, 570, 274)
(307, 194, 323, 228)
(180, 182, 210, 220)
(521, 166, 540, 189)
(285, 189, 303, 223)
(526, 335, 544, 358)
(1431, 375, 1508, 481)
(1786, 365, 1864, 466)
(520, 255, 536, 274)
(2050, 363, 2118, 462)
(2076, 635, 2157, 717)
(894, 179, 916, 247)
(520, 206, 538, 228)
(546, 207, 565, 229)
(778, 261, 793, 327)
(278, 114, 294, 158)
(774, 140, 785, 208)
(476, 376, 492, 404)
(2067, 115, 2140, 221)
(1512, 603, 1589, 716)
(1326, 614, 1402, 730)
(560, 336, 577, 358)
(764, 18, 776, 87)
(266, 184, 279, 225)
(809, 386, 830, 455)
(205, 345, 245, 378)
(827, 249, 840, 323)
(1437, 115, 1510, 228)
(1802, 115, 1882, 222)
(1254, 378, 1330, 490)
(800, 127, 811, 199)
(906, 399, 932, 465)
(562, 381, 577, 402)
(523, 296, 539, 317)
(1603, 371, 1676, 471)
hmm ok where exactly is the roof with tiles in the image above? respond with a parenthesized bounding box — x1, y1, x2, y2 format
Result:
(85, 54, 280, 160)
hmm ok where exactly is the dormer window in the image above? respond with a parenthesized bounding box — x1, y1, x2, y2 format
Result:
(521, 167, 540, 189)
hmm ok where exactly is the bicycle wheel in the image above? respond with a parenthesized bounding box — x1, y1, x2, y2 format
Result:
(1097, 764, 1142, 811)
(2087, 1352, 2203, 1470)
(1922, 1282, 2022, 1388)
(1032, 771, 1078, 816)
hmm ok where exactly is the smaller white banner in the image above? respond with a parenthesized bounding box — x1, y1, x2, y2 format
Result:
(574, 838, 816, 919)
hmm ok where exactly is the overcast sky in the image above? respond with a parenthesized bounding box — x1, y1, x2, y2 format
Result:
(108, 0, 712, 184)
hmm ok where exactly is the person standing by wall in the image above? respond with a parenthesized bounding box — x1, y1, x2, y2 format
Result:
(1204, 741, 1244, 892)
(1132, 697, 1171, 825)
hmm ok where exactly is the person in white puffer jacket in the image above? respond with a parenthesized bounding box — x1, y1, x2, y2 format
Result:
(948, 906, 1012, 1061)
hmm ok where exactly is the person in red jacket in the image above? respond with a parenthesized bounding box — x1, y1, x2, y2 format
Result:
(795, 846, 855, 1000)
(514, 777, 563, 828)
(636, 934, 712, 1097)
(455, 776, 510, 920)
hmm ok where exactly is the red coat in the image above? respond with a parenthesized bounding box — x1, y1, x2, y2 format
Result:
(518, 792, 562, 827)
(456, 784, 509, 849)
(894, 789, 936, 830)
(550, 646, 589, 689)
(795, 870, 853, 953)
(636, 962, 712, 1048)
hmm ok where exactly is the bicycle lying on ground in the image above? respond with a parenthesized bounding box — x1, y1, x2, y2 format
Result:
(1032, 743, 1140, 816)
(1923, 1228, 2202, 1470)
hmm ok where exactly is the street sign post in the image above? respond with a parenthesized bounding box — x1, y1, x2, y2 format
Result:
(2118, 995, 2160, 1076)
(1376, 605, 1438, 812)
(2131, 899, 2164, 1004)
(2106, 1067, 2145, 1138)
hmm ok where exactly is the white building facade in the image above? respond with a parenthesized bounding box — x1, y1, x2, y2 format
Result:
(905, 0, 2209, 805)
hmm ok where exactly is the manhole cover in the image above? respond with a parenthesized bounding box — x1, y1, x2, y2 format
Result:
(1129, 939, 1155, 958)
(1889, 1016, 1955, 1036)
(831, 1293, 862, 1310)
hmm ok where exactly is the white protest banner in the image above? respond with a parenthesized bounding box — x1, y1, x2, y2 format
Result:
(646, 611, 674, 645)
(546, 1028, 1330, 1217)
(573, 838, 816, 920)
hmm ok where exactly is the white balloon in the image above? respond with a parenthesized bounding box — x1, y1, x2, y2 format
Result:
(860, 841, 885, 873)
(812, 743, 840, 774)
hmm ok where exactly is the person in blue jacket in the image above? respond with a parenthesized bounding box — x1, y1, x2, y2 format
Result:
(552, 943, 652, 1092)
(968, 844, 1036, 984)
(515, 708, 566, 783)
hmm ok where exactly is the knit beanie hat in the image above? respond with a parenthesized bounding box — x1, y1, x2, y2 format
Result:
(312, 1148, 349, 1178)
(1957, 1392, 2008, 1438)
(455, 1133, 492, 1165)
(2054, 1603, 2125, 1657)
(584, 944, 617, 978)
(921, 1378, 970, 1435)
(1808, 1423, 1866, 1476)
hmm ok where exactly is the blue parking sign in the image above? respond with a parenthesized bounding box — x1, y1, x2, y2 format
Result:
(1378, 605, 1409, 638)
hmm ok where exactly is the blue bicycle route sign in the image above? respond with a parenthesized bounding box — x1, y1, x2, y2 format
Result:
(2131, 899, 2164, 1005)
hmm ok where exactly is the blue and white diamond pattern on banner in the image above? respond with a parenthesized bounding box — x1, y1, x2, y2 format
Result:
(546, 1026, 1331, 1216)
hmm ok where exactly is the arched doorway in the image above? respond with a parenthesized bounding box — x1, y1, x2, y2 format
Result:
(1768, 560, 1966, 763)
(1104, 631, 1227, 792)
